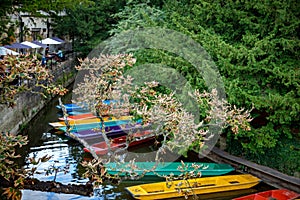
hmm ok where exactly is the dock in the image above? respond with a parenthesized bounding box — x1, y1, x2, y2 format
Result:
(203, 147, 300, 193)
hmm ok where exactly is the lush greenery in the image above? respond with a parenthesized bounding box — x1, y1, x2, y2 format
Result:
(52, 0, 127, 56)
(227, 134, 300, 177)
(90, 0, 299, 175)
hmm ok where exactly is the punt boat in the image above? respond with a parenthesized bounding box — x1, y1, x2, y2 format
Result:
(49, 116, 133, 128)
(83, 130, 154, 155)
(125, 174, 261, 199)
(233, 189, 300, 200)
(105, 162, 234, 177)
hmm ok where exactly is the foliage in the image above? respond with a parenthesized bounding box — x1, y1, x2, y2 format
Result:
(16, 0, 94, 15)
(71, 54, 251, 186)
(0, 133, 27, 200)
(0, 132, 54, 200)
(52, 0, 127, 56)
(44, 161, 70, 182)
(109, 1, 166, 35)
(109, 0, 300, 154)
(0, 0, 18, 45)
(227, 133, 300, 177)
(0, 54, 68, 107)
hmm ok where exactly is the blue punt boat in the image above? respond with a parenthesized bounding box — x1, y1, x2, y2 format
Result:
(56, 100, 118, 112)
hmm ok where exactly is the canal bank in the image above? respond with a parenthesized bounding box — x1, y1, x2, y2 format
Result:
(0, 58, 77, 134)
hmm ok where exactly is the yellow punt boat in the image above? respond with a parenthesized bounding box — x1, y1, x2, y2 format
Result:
(49, 116, 133, 128)
(125, 174, 261, 200)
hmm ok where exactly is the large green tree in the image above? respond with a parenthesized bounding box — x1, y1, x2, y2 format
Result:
(0, 0, 16, 45)
(163, 0, 300, 151)
(52, 0, 127, 56)
(108, 0, 300, 167)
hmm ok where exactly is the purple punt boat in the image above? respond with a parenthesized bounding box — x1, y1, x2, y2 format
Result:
(72, 124, 151, 140)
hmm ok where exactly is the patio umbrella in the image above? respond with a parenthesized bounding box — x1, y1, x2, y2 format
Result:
(32, 40, 48, 48)
(0, 47, 19, 55)
(21, 41, 43, 48)
(51, 37, 65, 43)
(40, 38, 62, 45)
(5, 42, 32, 49)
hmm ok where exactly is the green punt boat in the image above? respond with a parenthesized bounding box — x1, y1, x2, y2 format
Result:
(105, 162, 234, 177)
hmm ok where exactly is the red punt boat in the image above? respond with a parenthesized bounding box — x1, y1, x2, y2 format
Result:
(233, 189, 300, 200)
(83, 130, 154, 155)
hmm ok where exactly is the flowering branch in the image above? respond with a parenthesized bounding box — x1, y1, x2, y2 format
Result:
(71, 54, 252, 186)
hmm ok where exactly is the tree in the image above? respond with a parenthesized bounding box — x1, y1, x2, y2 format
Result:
(0, 0, 16, 45)
(64, 53, 252, 186)
(52, 0, 127, 56)
(166, 0, 300, 152)
(0, 54, 67, 107)
(109, 0, 300, 154)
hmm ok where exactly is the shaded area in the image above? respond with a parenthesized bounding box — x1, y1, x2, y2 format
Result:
(1, 177, 93, 196)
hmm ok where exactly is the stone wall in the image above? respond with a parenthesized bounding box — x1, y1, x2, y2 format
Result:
(0, 59, 76, 134)
(0, 92, 46, 133)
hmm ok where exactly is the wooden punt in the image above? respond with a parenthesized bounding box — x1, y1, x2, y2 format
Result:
(105, 162, 234, 177)
(56, 103, 88, 112)
(56, 100, 117, 112)
(233, 189, 300, 200)
(49, 116, 133, 128)
(72, 124, 150, 140)
(58, 113, 96, 121)
(125, 174, 261, 199)
(56, 118, 143, 133)
(83, 130, 154, 155)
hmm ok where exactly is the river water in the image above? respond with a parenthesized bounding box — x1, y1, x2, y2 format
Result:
(19, 93, 275, 200)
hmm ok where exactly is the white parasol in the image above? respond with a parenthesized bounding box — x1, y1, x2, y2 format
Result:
(40, 38, 62, 45)
(21, 41, 43, 48)
(0, 47, 19, 55)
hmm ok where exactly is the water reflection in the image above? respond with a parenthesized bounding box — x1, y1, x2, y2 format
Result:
(24, 133, 88, 184)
